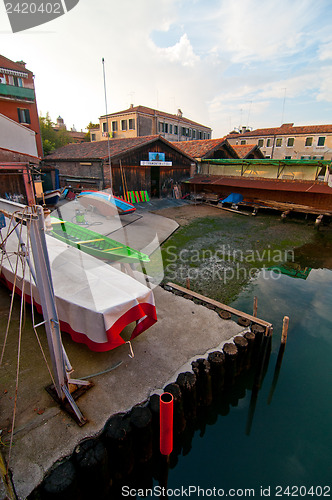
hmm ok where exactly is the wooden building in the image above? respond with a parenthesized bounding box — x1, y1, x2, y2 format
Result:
(44, 135, 195, 198)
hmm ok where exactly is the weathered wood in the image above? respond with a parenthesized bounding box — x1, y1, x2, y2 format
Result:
(191, 358, 212, 407)
(207, 351, 225, 395)
(167, 282, 272, 332)
(253, 296, 258, 317)
(281, 316, 289, 344)
(176, 371, 197, 420)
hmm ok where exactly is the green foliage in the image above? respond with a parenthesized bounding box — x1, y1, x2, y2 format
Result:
(39, 113, 73, 155)
(84, 121, 99, 142)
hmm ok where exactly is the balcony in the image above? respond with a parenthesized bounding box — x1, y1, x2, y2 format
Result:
(0, 83, 35, 101)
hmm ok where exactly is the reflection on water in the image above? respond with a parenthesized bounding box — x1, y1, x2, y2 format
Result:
(154, 221, 332, 495)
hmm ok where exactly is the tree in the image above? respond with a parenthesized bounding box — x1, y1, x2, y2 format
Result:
(39, 113, 73, 155)
(84, 121, 99, 142)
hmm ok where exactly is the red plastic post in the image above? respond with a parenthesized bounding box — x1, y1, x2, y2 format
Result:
(159, 392, 173, 455)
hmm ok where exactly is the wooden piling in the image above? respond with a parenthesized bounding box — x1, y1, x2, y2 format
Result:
(207, 351, 225, 396)
(253, 296, 258, 317)
(130, 406, 153, 463)
(191, 358, 212, 407)
(281, 316, 289, 344)
(222, 343, 238, 386)
(73, 438, 109, 500)
(41, 459, 78, 500)
(176, 372, 197, 420)
(233, 335, 249, 373)
(103, 412, 134, 480)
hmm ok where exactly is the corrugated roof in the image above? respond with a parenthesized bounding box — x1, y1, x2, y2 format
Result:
(227, 123, 332, 138)
(187, 175, 332, 194)
(45, 135, 194, 162)
(100, 105, 211, 130)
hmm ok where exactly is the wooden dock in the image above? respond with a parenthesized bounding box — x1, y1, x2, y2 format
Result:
(167, 282, 273, 336)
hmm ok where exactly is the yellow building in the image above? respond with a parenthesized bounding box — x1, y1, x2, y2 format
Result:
(227, 123, 332, 160)
(90, 105, 212, 143)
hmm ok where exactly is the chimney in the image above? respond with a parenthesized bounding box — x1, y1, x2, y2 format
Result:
(130, 103, 134, 108)
(16, 60, 26, 68)
(177, 109, 183, 118)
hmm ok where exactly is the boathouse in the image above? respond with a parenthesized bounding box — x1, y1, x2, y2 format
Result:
(184, 158, 332, 213)
(44, 135, 195, 198)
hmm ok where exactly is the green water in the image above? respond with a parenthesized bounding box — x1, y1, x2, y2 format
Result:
(150, 213, 332, 497)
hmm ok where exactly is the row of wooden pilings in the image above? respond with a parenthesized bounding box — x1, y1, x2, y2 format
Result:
(29, 319, 271, 500)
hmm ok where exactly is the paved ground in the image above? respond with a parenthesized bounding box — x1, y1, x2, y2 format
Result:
(0, 198, 244, 499)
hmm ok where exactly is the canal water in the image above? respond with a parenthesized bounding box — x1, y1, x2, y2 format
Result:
(146, 212, 332, 498)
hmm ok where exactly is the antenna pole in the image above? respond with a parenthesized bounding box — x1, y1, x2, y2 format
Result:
(102, 57, 112, 190)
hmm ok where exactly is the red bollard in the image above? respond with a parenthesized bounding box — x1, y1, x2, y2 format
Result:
(159, 392, 173, 455)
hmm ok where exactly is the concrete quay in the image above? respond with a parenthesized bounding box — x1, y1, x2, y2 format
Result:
(0, 199, 244, 499)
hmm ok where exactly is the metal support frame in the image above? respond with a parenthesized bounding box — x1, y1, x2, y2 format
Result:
(27, 205, 90, 424)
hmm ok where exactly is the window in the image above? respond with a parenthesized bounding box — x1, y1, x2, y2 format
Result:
(305, 137, 313, 146)
(199, 131, 202, 139)
(192, 129, 196, 139)
(287, 138, 294, 147)
(164, 123, 168, 133)
(121, 120, 127, 131)
(169, 124, 173, 134)
(240, 140, 246, 145)
(317, 136, 325, 146)
(112, 121, 118, 132)
(159, 122, 164, 133)
(102, 122, 108, 132)
(129, 118, 135, 130)
(276, 138, 282, 147)
(174, 125, 178, 135)
(17, 108, 30, 124)
(266, 139, 271, 147)
(203, 132, 206, 139)
(91, 133, 96, 141)
(258, 139, 264, 147)
(207, 133, 210, 139)
(285, 156, 292, 159)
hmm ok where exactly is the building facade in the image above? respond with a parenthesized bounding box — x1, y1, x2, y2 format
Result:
(0, 54, 43, 157)
(90, 105, 212, 143)
(44, 135, 195, 198)
(227, 123, 332, 160)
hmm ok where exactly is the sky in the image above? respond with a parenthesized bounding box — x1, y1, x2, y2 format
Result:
(1, 0, 332, 137)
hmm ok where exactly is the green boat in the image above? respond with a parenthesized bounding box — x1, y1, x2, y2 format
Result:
(50, 217, 150, 263)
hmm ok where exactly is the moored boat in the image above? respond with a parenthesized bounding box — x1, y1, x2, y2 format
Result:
(78, 190, 136, 216)
(44, 189, 62, 206)
(50, 217, 150, 263)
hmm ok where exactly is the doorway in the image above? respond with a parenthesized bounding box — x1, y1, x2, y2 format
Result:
(150, 166, 160, 198)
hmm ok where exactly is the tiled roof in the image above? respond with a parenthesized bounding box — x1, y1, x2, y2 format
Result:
(100, 105, 211, 130)
(0, 54, 32, 75)
(45, 135, 194, 161)
(231, 144, 263, 158)
(172, 138, 229, 158)
(227, 123, 332, 139)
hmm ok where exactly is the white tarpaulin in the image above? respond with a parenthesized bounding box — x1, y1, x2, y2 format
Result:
(0, 226, 157, 352)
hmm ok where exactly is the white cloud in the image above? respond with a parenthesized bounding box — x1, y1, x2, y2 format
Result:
(217, 0, 321, 63)
(149, 33, 200, 67)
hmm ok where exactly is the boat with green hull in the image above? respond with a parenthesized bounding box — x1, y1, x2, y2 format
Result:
(50, 217, 150, 263)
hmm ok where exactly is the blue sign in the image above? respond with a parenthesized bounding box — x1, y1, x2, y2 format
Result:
(149, 152, 165, 162)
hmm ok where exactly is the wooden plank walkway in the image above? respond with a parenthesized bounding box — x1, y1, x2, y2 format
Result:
(167, 282, 273, 336)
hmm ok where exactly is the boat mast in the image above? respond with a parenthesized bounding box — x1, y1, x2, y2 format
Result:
(102, 57, 112, 190)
